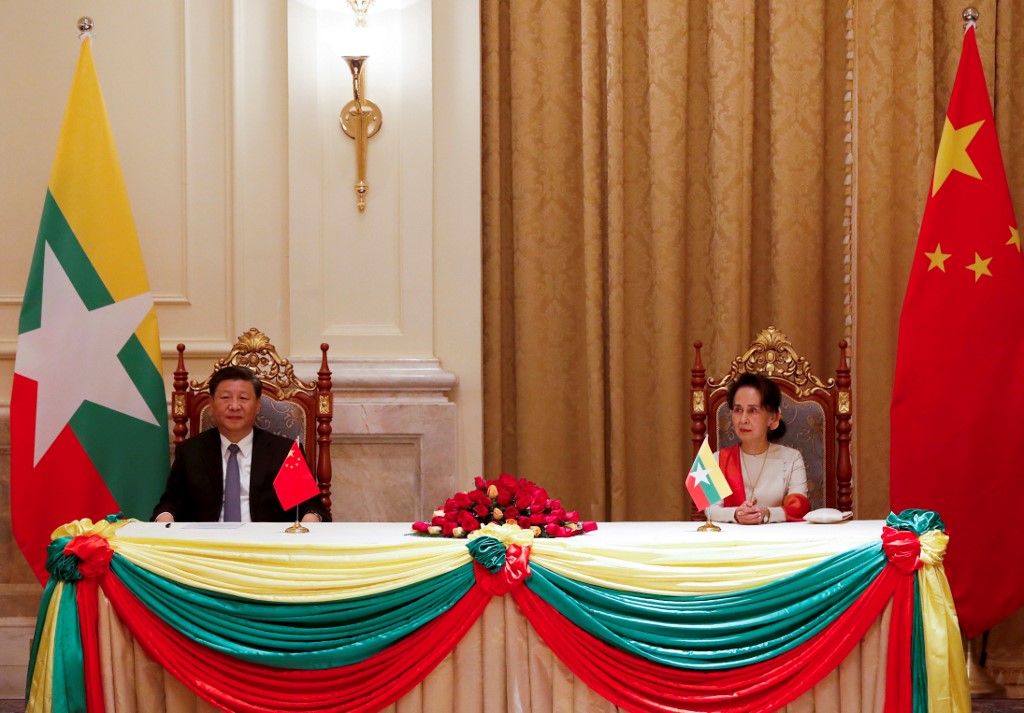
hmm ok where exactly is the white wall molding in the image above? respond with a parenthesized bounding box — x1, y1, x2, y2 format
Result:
(293, 356, 457, 398)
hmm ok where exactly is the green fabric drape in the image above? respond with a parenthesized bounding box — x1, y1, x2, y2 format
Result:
(466, 534, 508, 573)
(24, 579, 56, 702)
(110, 556, 476, 669)
(53, 584, 85, 713)
(887, 508, 945, 536)
(524, 540, 884, 670)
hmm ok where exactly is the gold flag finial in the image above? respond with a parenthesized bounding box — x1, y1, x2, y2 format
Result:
(77, 16, 94, 40)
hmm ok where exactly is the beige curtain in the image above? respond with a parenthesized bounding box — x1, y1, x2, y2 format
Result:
(482, 0, 1024, 523)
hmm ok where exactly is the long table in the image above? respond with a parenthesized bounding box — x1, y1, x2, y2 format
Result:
(26, 516, 968, 712)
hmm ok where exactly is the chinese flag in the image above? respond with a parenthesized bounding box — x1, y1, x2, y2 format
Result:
(273, 440, 320, 511)
(891, 24, 1024, 637)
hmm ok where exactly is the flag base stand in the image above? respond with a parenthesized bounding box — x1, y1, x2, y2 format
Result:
(696, 511, 721, 532)
(285, 521, 309, 534)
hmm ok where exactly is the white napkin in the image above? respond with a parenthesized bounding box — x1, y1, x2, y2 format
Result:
(803, 508, 854, 524)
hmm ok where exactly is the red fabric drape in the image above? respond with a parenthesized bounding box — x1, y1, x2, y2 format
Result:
(75, 581, 105, 713)
(65, 535, 112, 713)
(511, 567, 902, 713)
(100, 573, 491, 713)
(881, 526, 921, 713)
(884, 574, 915, 713)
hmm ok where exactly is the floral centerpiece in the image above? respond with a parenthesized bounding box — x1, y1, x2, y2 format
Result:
(412, 474, 598, 538)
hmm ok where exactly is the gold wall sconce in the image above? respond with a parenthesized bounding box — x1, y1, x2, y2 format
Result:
(339, 0, 382, 211)
(339, 57, 382, 212)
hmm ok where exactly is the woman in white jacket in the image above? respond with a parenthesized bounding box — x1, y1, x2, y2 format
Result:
(709, 373, 808, 524)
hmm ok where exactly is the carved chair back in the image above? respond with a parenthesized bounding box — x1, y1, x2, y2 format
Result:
(171, 328, 334, 511)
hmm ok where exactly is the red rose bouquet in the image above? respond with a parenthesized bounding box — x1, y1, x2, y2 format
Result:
(412, 473, 598, 538)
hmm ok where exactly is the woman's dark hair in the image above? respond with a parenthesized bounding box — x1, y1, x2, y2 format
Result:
(727, 372, 787, 441)
(209, 365, 263, 399)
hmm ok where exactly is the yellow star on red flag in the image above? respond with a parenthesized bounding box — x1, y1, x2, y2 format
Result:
(932, 118, 984, 196)
(965, 253, 992, 281)
(1008, 226, 1021, 252)
(924, 244, 952, 272)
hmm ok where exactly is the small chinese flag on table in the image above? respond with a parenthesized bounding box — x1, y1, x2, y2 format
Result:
(686, 437, 732, 511)
(274, 440, 320, 510)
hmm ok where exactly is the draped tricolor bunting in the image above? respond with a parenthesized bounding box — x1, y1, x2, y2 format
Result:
(12, 34, 168, 585)
(27, 513, 968, 713)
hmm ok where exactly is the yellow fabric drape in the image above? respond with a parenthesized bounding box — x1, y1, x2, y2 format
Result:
(25, 582, 63, 713)
(530, 533, 877, 595)
(107, 522, 881, 598)
(916, 530, 971, 712)
(111, 527, 878, 599)
(51, 516, 131, 541)
(110, 536, 470, 601)
(482, 1, 1024, 528)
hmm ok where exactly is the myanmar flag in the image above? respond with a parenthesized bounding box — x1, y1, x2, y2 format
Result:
(685, 437, 732, 511)
(890, 23, 1024, 636)
(11, 36, 169, 584)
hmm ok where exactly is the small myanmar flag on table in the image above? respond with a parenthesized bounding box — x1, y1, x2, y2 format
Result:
(686, 437, 732, 511)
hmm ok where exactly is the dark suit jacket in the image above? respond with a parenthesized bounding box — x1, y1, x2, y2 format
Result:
(151, 427, 330, 522)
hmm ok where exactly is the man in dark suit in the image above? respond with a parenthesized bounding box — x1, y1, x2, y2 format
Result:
(153, 366, 328, 523)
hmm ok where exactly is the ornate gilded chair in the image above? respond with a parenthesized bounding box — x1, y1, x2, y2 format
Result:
(689, 326, 852, 521)
(171, 328, 334, 511)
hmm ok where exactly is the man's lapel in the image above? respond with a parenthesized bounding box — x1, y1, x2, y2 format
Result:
(249, 428, 271, 518)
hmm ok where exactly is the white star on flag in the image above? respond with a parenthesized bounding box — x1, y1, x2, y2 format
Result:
(689, 461, 710, 486)
(14, 243, 159, 465)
